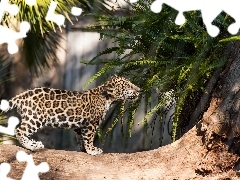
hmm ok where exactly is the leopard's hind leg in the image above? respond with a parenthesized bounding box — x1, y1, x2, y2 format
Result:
(74, 128, 86, 152)
(15, 116, 44, 151)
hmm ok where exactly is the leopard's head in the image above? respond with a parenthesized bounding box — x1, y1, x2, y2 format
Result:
(103, 75, 140, 101)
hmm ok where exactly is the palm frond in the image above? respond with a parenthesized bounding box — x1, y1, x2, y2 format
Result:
(1, 0, 111, 75)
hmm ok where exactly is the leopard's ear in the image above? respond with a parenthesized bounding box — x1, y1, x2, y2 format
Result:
(107, 74, 119, 82)
(102, 85, 116, 100)
(111, 74, 120, 79)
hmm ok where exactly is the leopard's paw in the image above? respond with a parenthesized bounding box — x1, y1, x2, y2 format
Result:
(86, 147, 103, 155)
(35, 141, 45, 150)
(27, 140, 44, 151)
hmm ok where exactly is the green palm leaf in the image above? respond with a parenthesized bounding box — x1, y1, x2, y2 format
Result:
(1, 0, 110, 74)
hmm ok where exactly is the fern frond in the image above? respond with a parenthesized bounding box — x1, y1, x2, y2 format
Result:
(83, 62, 116, 89)
(89, 47, 120, 64)
(86, 0, 232, 147)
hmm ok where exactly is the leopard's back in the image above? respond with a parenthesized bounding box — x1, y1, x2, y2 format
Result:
(10, 88, 86, 128)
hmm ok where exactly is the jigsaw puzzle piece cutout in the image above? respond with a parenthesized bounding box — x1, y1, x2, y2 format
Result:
(0, 99, 9, 111)
(0, 163, 14, 180)
(201, 7, 221, 37)
(25, 0, 36, 6)
(0, 0, 30, 54)
(150, 0, 240, 37)
(0, 21, 30, 54)
(150, 0, 221, 36)
(150, 0, 207, 25)
(46, 1, 65, 26)
(0, 0, 19, 22)
(0, 116, 19, 136)
(222, 0, 240, 35)
(16, 151, 50, 180)
(130, 0, 138, 3)
(228, 21, 240, 35)
(71, 7, 82, 16)
(0, 100, 20, 135)
(0, 0, 20, 54)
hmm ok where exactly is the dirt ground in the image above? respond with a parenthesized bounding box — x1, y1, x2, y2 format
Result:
(0, 127, 239, 180)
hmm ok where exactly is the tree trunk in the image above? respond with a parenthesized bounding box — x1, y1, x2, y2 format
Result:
(1, 42, 240, 179)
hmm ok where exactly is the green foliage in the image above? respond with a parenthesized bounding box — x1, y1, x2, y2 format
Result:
(1, 0, 80, 74)
(2, 0, 109, 75)
(87, 0, 233, 142)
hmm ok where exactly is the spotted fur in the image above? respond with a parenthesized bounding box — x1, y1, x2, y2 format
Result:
(2, 75, 140, 155)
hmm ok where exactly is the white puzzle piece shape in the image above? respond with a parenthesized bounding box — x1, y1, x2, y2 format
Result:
(0, 21, 30, 54)
(71, 7, 82, 16)
(25, 0, 36, 6)
(0, 0, 30, 54)
(0, 163, 14, 180)
(16, 151, 50, 180)
(0, 100, 19, 135)
(132, 0, 240, 37)
(46, 1, 65, 26)
(0, 116, 19, 136)
(0, 99, 9, 112)
(0, 0, 19, 21)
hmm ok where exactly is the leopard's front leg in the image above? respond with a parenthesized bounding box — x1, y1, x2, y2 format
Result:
(80, 123, 103, 155)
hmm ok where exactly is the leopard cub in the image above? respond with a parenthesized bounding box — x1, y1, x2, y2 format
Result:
(1, 75, 140, 155)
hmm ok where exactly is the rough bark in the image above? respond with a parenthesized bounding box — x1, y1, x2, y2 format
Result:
(1, 43, 240, 179)
(201, 42, 240, 147)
